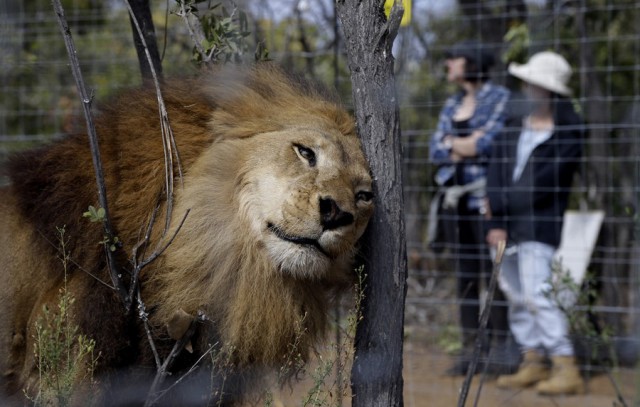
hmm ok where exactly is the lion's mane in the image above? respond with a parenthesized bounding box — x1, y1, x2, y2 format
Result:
(0, 64, 372, 403)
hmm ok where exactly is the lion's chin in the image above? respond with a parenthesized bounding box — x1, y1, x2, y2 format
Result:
(266, 239, 332, 279)
(265, 224, 333, 278)
(267, 223, 330, 258)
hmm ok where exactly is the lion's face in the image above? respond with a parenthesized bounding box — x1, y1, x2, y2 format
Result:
(239, 125, 374, 278)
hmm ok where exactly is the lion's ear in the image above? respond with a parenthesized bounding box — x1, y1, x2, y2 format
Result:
(167, 308, 195, 353)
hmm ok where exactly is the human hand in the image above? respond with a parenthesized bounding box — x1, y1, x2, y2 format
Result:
(486, 228, 507, 247)
(470, 129, 485, 140)
(482, 197, 492, 219)
(443, 136, 462, 162)
(450, 151, 463, 162)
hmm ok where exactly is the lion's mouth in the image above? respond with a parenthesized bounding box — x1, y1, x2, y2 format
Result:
(267, 223, 331, 258)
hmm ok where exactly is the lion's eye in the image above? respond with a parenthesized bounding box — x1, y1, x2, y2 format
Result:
(356, 190, 374, 203)
(294, 144, 316, 167)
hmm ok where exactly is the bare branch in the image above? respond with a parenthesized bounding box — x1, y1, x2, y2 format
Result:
(154, 343, 217, 401)
(139, 209, 190, 270)
(175, 1, 209, 62)
(457, 241, 506, 407)
(144, 310, 206, 407)
(51, 0, 128, 306)
(124, 0, 183, 239)
(137, 289, 162, 369)
(128, 209, 190, 303)
(131, 199, 162, 267)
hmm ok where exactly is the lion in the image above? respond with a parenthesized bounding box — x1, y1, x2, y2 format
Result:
(0, 64, 374, 405)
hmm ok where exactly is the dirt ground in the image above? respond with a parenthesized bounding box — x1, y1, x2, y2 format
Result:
(273, 271, 638, 406)
(276, 336, 638, 406)
(403, 339, 638, 407)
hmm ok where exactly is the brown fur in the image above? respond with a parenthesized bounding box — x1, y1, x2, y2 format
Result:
(0, 64, 373, 404)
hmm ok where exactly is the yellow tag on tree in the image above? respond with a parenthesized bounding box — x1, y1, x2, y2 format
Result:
(384, 0, 411, 27)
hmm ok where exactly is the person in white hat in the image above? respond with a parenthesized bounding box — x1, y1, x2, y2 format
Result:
(485, 51, 585, 395)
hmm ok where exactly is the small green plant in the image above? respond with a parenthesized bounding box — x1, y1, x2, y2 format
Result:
(28, 226, 99, 406)
(301, 353, 338, 407)
(298, 267, 366, 406)
(209, 343, 237, 407)
(545, 261, 608, 359)
(175, 0, 269, 65)
(545, 260, 630, 406)
(259, 314, 308, 405)
(259, 267, 366, 406)
(279, 313, 308, 384)
(97, 234, 120, 252)
(82, 205, 106, 223)
(437, 324, 463, 355)
(82, 205, 120, 252)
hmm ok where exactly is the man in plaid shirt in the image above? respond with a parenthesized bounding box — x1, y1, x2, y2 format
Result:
(428, 41, 513, 376)
(430, 81, 509, 210)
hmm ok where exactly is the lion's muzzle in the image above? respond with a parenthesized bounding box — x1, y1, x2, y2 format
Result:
(319, 196, 354, 231)
(267, 223, 331, 258)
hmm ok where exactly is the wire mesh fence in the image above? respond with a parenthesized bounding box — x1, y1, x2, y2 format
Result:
(1, 0, 639, 405)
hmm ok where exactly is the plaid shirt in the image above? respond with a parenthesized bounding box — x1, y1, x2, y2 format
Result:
(429, 81, 510, 210)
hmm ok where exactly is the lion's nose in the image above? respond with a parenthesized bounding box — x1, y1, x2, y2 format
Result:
(319, 196, 354, 230)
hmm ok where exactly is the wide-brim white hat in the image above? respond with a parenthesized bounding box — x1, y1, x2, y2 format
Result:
(508, 51, 573, 96)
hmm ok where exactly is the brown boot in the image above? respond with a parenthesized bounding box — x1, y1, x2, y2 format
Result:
(536, 355, 585, 395)
(496, 350, 550, 389)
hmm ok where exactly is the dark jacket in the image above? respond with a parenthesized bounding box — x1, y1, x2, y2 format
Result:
(486, 97, 584, 247)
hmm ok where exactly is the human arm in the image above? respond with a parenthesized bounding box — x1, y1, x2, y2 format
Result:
(472, 86, 510, 158)
(485, 131, 510, 231)
(444, 129, 485, 159)
(429, 97, 458, 164)
(443, 86, 510, 159)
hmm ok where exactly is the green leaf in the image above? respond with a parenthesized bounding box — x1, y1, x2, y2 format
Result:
(83, 205, 107, 223)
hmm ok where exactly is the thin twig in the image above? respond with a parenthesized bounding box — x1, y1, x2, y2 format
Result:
(458, 240, 507, 407)
(37, 229, 115, 290)
(129, 200, 162, 301)
(605, 369, 629, 407)
(472, 352, 490, 407)
(175, 1, 209, 62)
(153, 343, 217, 401)
(124, 0, 183, 238)
(129, 209, 191, 306)
(139, 209, 190, 270)
(51, 0, 128, 306)
(131, 199, 162, 269)
(132, 209, 191, 270)
(143, 311, 206, 407)
(137, 288, 162, 369)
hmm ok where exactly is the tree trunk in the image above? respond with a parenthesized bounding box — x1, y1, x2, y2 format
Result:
(335, 1, 407, 406)
(128, 0, 163, 81)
